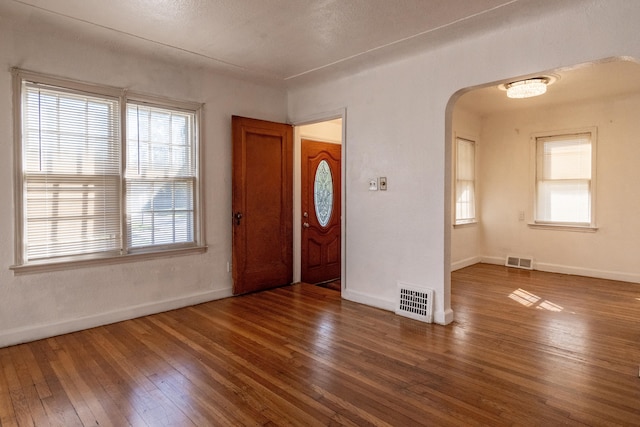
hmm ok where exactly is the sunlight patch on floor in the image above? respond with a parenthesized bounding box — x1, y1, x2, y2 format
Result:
(508, 288, 563, 312)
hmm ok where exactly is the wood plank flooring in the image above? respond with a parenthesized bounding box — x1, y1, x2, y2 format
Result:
(1, 263, 639, 426)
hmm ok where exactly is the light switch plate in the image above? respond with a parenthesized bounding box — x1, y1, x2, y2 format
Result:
(379, 177, 387, 191)
(369, 179, 378, 191)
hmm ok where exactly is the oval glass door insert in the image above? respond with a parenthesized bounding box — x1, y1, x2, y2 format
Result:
(314, 160, 333, 227)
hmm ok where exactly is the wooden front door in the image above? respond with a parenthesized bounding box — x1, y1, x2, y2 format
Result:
(232, 116, 293, 294)
(301, 139, 341, 284)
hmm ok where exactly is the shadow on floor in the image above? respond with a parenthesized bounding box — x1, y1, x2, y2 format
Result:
(316, 280, 341, 291)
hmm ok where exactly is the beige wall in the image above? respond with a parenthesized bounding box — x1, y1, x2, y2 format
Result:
(299, 120, 343, 144)
(452, 91, 640, 283)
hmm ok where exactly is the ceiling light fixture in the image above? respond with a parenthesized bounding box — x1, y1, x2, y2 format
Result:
(505, 77, 550, 99)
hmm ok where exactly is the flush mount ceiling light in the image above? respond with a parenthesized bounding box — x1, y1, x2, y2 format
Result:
(503, 77, 550, 99)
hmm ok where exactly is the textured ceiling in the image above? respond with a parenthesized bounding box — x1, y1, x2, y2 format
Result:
(456, 59, 640, 116)
(6, 0, 636, 100)
(6, 0, 564, 83)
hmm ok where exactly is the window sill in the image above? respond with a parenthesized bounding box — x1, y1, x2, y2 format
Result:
(453, 220, 478, 229)
(10, 245, 208, 275)
(527, 223, 598, 233)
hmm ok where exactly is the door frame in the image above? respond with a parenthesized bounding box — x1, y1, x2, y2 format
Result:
(292, 109, 346, 290)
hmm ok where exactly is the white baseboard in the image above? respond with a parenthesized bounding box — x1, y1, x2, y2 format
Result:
(343, 289, 455, 325)
(535, 262, 640, 284)
(434, 308, 455, 325)
(0, 287, 233, 348)
(342, 289, 396, 312)
(480, 256, 505, 265)
(451, 256, 481, 271)
(480, 255, 640, 284)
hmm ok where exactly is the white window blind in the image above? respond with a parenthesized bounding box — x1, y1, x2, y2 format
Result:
(536, 133, 592, 225)
(22, 81, 121, 262)
(455, 137, 476, 224)
(14, 71, 203, 270)
(126, 104, 196, 249)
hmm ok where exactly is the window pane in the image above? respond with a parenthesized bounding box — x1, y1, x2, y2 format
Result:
(153, 212, 176, 245)
(314, 160, 333, 227)
(126, 104, 193, 178)
(25, 176, 121, 260)
(22, 81, 121, 262)
(174, 181, 193, 210)
(455, 138, 476, 223)
(456, 180, 475, 221)
(456, 138, 475, 181)
(126, 179, 195, 248)
(126, 102, 197, 251)
(535, 132, 593, 225)
(537, 180, 590, 223)
(538, 134, 591, 180)
(174, 212, 193, 243)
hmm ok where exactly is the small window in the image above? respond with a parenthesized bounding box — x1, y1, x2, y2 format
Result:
(313, 159, 333, 227)
(13, 70, 203, 270)
(534, 130, 596, 227)
(454, 137, 476, 225)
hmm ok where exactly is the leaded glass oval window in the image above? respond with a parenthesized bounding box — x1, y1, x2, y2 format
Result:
(314, 160, 333, 227)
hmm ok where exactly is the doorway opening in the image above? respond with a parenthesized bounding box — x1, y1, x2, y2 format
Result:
(294, 118, 344, 291)
(447, 58, 640, 285)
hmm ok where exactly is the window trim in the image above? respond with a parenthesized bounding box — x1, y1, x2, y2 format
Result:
(453, 134, 478, 227)
(11, 69, 206, 273)
(528, 127, 597, 231)
(10, 246, 207, 275)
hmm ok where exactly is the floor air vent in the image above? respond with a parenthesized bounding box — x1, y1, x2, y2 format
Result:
(396, 283, 434, 323)
(506, 256, 533, 270)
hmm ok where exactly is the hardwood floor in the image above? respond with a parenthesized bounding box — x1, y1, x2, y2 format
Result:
(1, 263, 639, 426)
(316, 279, 341, 292)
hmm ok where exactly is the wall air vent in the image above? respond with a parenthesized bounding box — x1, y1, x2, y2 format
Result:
(506, 255, 534, 270)
(396, 283, 434, 323)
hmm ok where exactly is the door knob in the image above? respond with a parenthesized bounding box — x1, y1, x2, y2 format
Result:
(234, 212, 243, 225)
(303, 222, 310, 228)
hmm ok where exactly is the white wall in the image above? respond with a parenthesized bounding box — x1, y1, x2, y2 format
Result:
(479, 92, 640, 283)
(0, 7, 287, 346)
(287, 0, 640, 324)
(451, 107, 482, 271)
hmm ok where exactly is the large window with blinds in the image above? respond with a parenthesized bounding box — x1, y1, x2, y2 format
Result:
(454, 137, 476, 225)
(534, 130, 596, 227)
(13, 70, 203, 269)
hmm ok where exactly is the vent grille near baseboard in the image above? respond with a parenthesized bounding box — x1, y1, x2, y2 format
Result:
(506, 256, 533, 270)
(395, 283, 434, 323)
